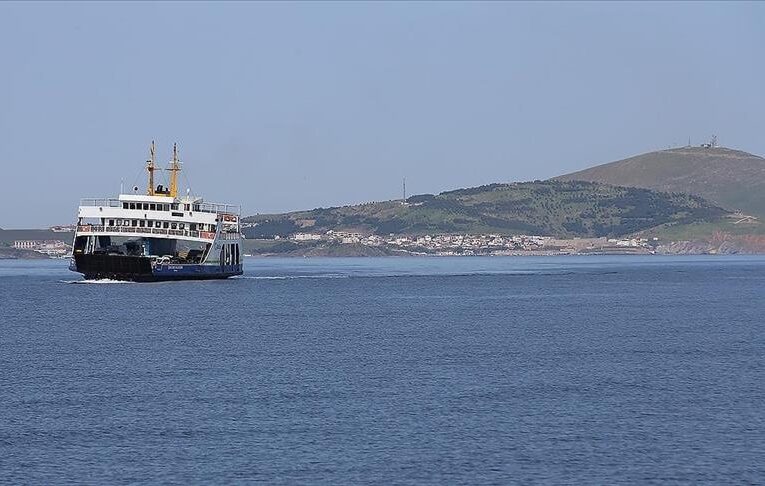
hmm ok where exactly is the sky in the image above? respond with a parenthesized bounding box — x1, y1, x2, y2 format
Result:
(1, 1, 764, 228)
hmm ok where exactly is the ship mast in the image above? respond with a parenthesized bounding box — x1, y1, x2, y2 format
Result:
(146, 140, 156, 196)
(168, 143, 181, 198)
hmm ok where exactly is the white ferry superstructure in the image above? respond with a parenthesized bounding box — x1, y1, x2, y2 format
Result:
(69, 142, 243, 281)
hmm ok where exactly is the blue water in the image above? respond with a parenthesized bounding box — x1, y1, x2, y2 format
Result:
(2, 256, 764, 484)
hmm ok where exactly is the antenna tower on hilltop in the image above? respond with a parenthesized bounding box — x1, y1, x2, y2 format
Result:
(700, 135, 720, 149)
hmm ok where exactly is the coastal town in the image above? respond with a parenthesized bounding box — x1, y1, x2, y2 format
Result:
(1, 225, 658, 259)
(278, 230, 655, 256)
(10, 239, 71, 258)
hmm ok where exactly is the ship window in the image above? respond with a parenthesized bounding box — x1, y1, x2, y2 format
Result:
(193, 204, 200, 211)
(132, 220, 137, 227)
(190, 223, 196, 231)
(171, 223, 177, 229)
(150, 204, 156, 211)
(141, 203, 147, 210)
(184, 204, 190, 211)
(139, 220, 145, 227)
(146, 221, 153, 228)
(163, 222, 169, 229)
(129, 203, 136, 210)
(116, 220, 122, 226)
(179, 223, 185, 230)
(171, 203, 179, 210)
(123, 203, 128, 209)
(109, 219, 114, 226)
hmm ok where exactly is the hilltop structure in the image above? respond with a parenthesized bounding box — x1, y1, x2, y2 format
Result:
(555, 146, 765, 217)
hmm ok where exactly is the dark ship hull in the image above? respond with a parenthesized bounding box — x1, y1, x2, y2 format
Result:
(71, 254, 242, 282)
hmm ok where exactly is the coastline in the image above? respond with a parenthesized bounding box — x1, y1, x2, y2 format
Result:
(241, 233, 765, 258)
(0, 248, 54, 260)
(243, 243, 761, 258)
(4, 232, 762, 260)
(3, 244, 760, 260)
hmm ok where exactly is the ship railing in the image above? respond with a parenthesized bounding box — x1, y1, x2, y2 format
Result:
(79, 198, 241, 216)
(79, 198, 123, 208)
(76, 225, 241, 241)
(196, 202, 241, 216)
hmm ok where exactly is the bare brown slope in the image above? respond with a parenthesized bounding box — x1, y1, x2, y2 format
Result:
(555, 147, 765, 217)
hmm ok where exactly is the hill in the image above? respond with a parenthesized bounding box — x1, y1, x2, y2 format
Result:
(555, 146, 765, 217)
(243, 180, 727, 239)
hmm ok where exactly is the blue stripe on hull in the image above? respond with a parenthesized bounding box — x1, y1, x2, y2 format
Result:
(151, 263, 243, 281)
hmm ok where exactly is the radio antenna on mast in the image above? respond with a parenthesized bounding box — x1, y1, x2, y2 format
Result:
(168, 143, 182, 198)
(146, 140, 156, 196)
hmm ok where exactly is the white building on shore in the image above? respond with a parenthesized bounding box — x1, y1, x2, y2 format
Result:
(13, 240, 70, 256)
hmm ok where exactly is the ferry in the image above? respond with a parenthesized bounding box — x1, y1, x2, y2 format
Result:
(69, 142, 243, 282)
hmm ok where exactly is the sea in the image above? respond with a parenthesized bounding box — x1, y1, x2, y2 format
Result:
(1, 255, 764, 484)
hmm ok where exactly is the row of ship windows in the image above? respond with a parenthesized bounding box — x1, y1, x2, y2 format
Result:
(122, 202, 199, 212)
(107, 219, 216, 232)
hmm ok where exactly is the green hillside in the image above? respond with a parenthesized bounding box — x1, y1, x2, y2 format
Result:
(555, 146, 765, 217)
(243, 180, 727, 239)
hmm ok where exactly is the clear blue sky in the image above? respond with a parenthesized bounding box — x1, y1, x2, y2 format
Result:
(1, 1, 763, 228)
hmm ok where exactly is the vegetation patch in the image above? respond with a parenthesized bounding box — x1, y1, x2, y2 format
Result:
(243, 180, 728, 238)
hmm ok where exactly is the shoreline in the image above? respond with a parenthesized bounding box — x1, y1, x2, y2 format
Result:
(4, 251, 765, 261)
(243, 249, 761, 258)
